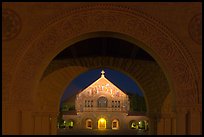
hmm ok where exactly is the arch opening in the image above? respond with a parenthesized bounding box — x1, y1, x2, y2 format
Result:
(49, 36, 171, 115)
(3, 3, 200, 135)
(98, 118, 106, 130)
(46, 36, 171, 135)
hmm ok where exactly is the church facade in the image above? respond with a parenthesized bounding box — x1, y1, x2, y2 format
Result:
(62, 71, 148, 130)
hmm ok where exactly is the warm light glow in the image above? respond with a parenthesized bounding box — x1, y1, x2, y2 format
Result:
(131, 122, 136, 129)
(101, 119, 105, 123)
(101, 70, 105, 77)
(98, 118, 106, 129)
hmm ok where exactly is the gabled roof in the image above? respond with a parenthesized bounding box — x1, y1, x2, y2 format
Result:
(77, 70, 127, 96)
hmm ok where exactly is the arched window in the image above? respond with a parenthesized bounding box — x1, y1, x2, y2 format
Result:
(85, 119, 93, 129)
(112, 119, 119, 130)
(97, 97, 108, 108)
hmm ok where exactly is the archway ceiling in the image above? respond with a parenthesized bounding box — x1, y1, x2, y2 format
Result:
(54, 37, 155, 61)
(43, 37, 155, 78)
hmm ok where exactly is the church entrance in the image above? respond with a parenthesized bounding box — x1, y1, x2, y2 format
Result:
(98, 118, 106, 129)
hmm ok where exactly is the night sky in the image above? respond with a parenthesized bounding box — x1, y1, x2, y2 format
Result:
(60, 68, 143, 104)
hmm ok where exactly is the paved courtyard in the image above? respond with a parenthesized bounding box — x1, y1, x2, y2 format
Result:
(57, 129, 148, 135)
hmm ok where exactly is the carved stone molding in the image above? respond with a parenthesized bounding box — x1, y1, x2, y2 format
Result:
(10, 4, 199, 108)
(188, 13, 202, 45)
(2, 9, 21, 41)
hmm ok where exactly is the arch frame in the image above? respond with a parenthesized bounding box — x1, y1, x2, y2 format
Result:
(8, 3, 199, 120)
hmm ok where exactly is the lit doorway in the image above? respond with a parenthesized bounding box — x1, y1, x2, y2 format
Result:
(98, 118, 106, 129)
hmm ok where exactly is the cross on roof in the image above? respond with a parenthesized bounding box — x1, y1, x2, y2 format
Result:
(101, 70, 105, 77)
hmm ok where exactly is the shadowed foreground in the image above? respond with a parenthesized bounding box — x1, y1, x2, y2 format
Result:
(57, 129, 148, 135)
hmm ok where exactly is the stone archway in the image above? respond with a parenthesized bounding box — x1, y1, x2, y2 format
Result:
(5, 4, 201, 135)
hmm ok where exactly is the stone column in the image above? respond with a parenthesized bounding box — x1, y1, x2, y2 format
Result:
(188, 107, 202, 135)
(171, 117, 177, 135)
(21, 110, 34, 135)
(4, 106, 21, 135)
(157, 118, 164, 135)
(148, 114, 157, 135)
(34, 114, 42, 135)
(176, 109, 187, 135)
(41, 115, 50, 134)
(157, 112, 176, 135)
(2, 104, 7, 134)
(50, 113, 58, 135)
(33, 112, 58, 135)
(164, 117, 171, 135)
(3, 104, 39, 135)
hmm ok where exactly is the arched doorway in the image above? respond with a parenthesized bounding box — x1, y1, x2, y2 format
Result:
(5, 4, 200, 135)
(98, 118, 106, 130)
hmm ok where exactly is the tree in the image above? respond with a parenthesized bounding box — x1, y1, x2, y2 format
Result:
(57, 112, 65, 128)
(127, 92, 146, 112)
(61, 103, 75, 112)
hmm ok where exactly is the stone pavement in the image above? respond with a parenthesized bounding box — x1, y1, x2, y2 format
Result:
(57, 129, 148, 135)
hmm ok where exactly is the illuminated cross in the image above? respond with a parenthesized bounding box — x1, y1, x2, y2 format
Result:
(101, 70, 105, 77)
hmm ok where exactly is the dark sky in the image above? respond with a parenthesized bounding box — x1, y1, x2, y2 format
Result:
(60, 68, 143, 104)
